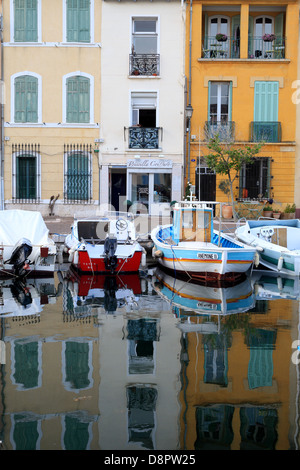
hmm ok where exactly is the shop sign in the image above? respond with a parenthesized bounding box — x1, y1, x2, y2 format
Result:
(127, 159, 173, 169)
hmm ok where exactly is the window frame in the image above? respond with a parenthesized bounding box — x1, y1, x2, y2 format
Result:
(131, 16, 159, 55)
(12, 147, 41, 202)
(63, 147, 93, 203)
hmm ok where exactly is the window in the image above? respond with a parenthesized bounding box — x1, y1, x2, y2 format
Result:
(129, 92, 159, 148)
(239, 157, 271, 199)
(132, 18, 157, 54)
(209, 16, 229, 38)
(66, 76, 90, 123)
(255, 16, 274, 38)
(252, 81, 280, 142)
(66, 0, 90, 43)
(64, 145, 92, 202)
(13, 0, 38, 42)
(12, 144, 40, 202)
(14, 75, 38, 123)
(206, 81, 233, 140)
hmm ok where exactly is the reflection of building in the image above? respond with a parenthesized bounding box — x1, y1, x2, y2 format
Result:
(178, 298, 299, 450)
(98, 301, 181, 450)
(1, 290, 100, 450)
(186, 1, 299, 211)
(100, 0, 185, 215)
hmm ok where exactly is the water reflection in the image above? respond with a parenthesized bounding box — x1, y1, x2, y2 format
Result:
(0, 267, 299, 450)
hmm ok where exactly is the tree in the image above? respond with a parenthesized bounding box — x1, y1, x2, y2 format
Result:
(204, 134, 263, 219)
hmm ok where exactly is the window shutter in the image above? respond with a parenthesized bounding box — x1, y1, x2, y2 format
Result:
(254, 81, 279, 122)
(67, 76, 90, 123)
(17, 155, 37, 199)
(14, 0, 37, 42)
(15, 75, 38, 123)
(67, 0, 90, 42)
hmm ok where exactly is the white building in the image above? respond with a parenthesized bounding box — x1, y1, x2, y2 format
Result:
(99, 0, 186, 217)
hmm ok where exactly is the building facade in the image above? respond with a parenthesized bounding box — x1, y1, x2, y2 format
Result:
(99, 0, 186, 217)
(2, 0, 102, 217)
(185, 0, 299, 213)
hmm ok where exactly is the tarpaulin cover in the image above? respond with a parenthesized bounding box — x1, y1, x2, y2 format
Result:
(0, 210, 51, 246)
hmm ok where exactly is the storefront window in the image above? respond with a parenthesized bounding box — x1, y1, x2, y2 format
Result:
(154, 174, 171, 203)
(132, 173, 149, 207)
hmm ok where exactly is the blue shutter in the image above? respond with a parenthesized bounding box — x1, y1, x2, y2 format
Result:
(67, 0, 90, 43)
(14, 0, 37, 42)
(15, 75, 38, 123)
(254, 81, 279, 121)
(66, 76, 90, 123)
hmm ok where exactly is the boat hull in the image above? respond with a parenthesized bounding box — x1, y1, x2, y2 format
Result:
(152, 225, 256, 282)
(70, 249, 143, 274)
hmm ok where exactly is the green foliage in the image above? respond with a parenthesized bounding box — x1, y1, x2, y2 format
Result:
(284, 203, 296, 213)
(263, 205, 273, 211)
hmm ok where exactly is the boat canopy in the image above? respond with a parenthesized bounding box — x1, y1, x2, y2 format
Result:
(0, 210, 52, 246)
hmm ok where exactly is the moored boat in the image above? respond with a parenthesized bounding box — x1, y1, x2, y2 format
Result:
(151, 201, 257, 282)
(235, 218, 300, 276)
(0, 210, 56, 278)
(64, 212, 145, 274)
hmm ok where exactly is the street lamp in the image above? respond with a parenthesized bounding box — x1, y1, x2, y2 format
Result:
(186, 104, 193, 182)
(185, 104, 193, 121)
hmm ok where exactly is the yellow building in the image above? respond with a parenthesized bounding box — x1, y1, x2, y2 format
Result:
(1, 0, 102, 217)
(185, 0, 299, 214)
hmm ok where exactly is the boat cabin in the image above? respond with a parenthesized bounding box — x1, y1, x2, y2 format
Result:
(172, 203, 213, 244)
(75, 214, 136, 244)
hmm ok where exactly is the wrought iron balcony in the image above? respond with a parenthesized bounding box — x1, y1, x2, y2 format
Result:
(202, 36, 240, 59)
(204, 121, 235, 141)
(250, 122, 281, 143)
(127, 126, 162, 149)
(248, 36, 286, 59)
(129, 54, 160, 76)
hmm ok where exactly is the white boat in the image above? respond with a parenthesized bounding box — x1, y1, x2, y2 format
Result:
(151, 201, 257, 282)
(251, 269, 300, 300)
(235, 218, 300, 276)
(64, 212, 145, 274)
(0, 210, 56, 277)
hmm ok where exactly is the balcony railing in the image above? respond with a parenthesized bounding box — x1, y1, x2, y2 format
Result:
(250, 122, 281, 143)
(129, 54, 160, 76)
(127, 126, 162, 149)
(202, 36, 240, 59)
(204, 121, 235, 141)
(248, 36, 286, 59)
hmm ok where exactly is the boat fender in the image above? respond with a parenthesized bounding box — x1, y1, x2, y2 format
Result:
(73, 251, 79, 265)
(254, 252, 260, 267)
(141, 252, 146, 266)
(68, 249, 74, 263)
(277, 256, 284, 272)
(153, 249, 163, 259)
(256, 246, 264, 252)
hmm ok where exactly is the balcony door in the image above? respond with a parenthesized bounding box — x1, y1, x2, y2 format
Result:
(207, 81, 232, 139)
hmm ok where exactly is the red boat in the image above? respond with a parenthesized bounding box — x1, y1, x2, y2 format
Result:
(64, 213, 145, 274)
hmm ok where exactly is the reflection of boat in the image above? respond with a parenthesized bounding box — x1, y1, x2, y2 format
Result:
(152, 268, 255, 316)
(64, 212, 145, 274)
(0, 210, 56, 278)
(151, 201, 257, 282)
(236, 218, 300, 276)
(64, 269, 142, 315)
(0, 276, 58, 318)
(251, 269, 300, 300)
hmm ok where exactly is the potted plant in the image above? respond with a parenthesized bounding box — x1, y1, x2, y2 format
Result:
(216, 33, 227, 42)
(272, 208, 281, 219)
(262, 205, 273, 218)
(282, 203, 296, 219)
(219, 180, 233, 218)
(262, 33, 276, 42)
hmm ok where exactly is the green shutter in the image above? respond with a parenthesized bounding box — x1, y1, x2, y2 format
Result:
(67, 76, 90, 123)
(16, 155, 37, 199)
(15, 75, 38, 123)
(231, 15, 240, 58)
(14, 0, 38, 42)
(67, 0, 90, 43)
(254, 81, 279, 122)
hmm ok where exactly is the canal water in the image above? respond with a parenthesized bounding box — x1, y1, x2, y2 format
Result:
(0, 264, 300, 451)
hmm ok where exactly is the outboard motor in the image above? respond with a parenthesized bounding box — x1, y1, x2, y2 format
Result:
(6, 238, 32, 277)
(103, 234, 118, 273)
(103, 276, 118, 313)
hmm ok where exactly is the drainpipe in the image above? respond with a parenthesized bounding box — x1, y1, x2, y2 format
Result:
(187, 0, 192, 183)
(0, 13, 3, 211)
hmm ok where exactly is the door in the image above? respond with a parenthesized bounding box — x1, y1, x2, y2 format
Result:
(111, 172, 126, 212)
(196, 168, 216, 202)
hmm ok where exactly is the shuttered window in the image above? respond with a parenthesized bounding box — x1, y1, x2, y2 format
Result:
(67, 0, 90, 43)
(16, 155, 37, 199)
(66, 76, 90, 123)
(14, 75, 38, 123)
(64, 145, 93, 203)
(14, 0, 38, 42)
(254, 81, 279, 122)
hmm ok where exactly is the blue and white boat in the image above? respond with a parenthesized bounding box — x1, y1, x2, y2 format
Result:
(235, 218, 300, 276)
(151, 201, 257, 282)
